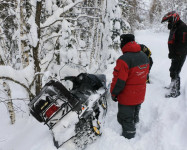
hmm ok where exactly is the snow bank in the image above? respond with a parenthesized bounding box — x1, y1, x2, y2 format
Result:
(0, 64, 34, 85)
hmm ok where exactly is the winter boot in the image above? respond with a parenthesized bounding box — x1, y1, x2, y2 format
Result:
(165, 92, 180, 98)
(165, 77, 180, 98)
(164, 82, 173, 90)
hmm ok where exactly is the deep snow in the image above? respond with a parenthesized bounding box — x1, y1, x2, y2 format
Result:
(1, 30, 187, 150)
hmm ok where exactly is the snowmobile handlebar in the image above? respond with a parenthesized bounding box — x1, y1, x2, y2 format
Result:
(60, 76, 76, 82)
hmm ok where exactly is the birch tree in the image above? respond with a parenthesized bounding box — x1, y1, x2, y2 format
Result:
(1, 82, 15, 124)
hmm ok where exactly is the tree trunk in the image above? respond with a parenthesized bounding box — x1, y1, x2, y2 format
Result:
(0, 55, 5, 65)
(33, 1, 42, 95)
(3, 82, 15, 124)
(20, 0, 29, 68)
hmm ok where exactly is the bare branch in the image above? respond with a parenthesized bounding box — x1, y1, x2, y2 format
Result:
(13, 103, 27, 113)
(29, 73, 44, 90)
(42, 34, 62, 42)
(40, 19, 64, 29)
(0, 97, 30, 102)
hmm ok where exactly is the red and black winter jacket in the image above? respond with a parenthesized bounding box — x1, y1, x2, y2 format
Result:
(168, 20, 187, 58)
(110, 41, 149, 105)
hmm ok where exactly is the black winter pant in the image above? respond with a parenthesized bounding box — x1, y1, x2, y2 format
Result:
(169, 55, 186, 93)
(117, 103, 141, 139)
(170, 55, 186, 79)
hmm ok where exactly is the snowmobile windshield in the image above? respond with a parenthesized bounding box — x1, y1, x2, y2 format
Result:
(95, 74, 106, 88)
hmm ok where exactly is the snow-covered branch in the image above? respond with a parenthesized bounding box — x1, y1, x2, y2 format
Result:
(65, 15, 100, 21)
(0, 15, 14, 25)
(0, 1, 15, 6)
(41, 0, 84, 28)
(42, 34, 62, 42)
(41, 14, 99, 30)
(0, 97, 30, 102)
(41, 19, 64, 29)
(0, 77, 34, 98)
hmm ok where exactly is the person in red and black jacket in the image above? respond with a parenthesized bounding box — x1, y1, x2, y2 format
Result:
(161, 11, 187, 98)
(110, 34, 149, 139)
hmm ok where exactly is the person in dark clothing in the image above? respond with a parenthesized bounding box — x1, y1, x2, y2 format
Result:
(110, 34, 149, 139)
(161, 11, 187, 98)
(140, 44, 153, 83)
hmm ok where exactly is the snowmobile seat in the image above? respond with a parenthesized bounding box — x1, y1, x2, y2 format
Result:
(64, 73, 106, 103)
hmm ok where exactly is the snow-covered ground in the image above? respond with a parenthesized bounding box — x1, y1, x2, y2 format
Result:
(1, 30, 187, 150)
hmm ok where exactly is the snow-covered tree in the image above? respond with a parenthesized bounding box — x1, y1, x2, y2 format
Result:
(149, 0, 187, 28)
(0, 0, 131, 123)
(0, 0, 18, 67)
(149, 0, 162, 24)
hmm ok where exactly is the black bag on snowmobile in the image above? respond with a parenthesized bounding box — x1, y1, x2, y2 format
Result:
(28, 73, 108, 149)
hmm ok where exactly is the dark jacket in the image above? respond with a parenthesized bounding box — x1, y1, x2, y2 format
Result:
(110, 41, 149, 105)
(140, 44, 153, 70)
(140, 44, 152, 58)
(168, 20, 187, 58)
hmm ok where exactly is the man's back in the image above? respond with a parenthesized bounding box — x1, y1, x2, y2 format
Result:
(111, 41, 149, 105)
(119, 51, 149, 84)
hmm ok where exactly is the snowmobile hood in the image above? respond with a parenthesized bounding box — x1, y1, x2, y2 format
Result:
(121, 41, 141, 53)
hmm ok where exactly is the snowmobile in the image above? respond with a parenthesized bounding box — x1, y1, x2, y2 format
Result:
(28, 73, 108, 149)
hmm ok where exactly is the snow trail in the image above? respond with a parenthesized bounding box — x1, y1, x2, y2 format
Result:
(87, 30, 187, 150)
(1, 30, 187, 150)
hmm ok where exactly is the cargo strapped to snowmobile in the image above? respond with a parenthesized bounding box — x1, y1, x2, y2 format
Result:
(28, 80, 81, 129)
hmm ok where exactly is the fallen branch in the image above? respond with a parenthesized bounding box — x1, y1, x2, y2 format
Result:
(0, 76, 34, 99)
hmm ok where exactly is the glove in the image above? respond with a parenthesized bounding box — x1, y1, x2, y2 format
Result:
(111, 95, 118, 102)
